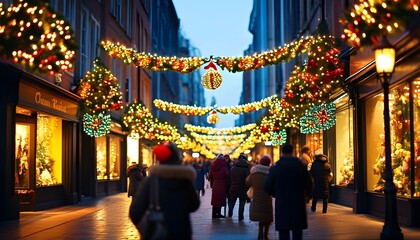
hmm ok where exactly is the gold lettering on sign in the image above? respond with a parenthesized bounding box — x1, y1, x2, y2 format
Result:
(34, 92, 67, 113)
(52, 99, 67, 112)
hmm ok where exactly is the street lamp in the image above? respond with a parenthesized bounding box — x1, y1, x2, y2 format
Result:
(374, 36, 403, 240)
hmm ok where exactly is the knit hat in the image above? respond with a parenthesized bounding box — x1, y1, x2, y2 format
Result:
(152, 142, 181, 164)
(260, 154, 272, 166)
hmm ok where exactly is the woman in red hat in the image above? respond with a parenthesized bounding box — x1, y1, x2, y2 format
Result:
(129, 142, 200, 240)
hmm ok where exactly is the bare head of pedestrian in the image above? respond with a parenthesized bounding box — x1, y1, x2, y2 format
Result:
(281, 143, 294, 155)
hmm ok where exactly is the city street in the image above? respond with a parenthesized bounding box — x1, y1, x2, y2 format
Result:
(1, 186, 420, 240)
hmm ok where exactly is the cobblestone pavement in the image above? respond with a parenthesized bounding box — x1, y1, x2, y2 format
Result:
(1, 186, 420, 239)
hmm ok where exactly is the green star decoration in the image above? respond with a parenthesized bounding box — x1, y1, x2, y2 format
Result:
(271, 129, 287, 146)
(300, 115, 320, 134)
(83, 112, 111, 137)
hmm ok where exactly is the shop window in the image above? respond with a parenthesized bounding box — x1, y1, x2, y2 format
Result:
(96, 136, 107, 180)
(96, 135, 122, 180)
(335, 95, 354, 186)
(16, 124, 31, 188)
(109, 136, 121, 180)
(413, 80, 420, 197)
(306, 132, 323, 155)
(366, 83, 411, 196)
(36, 114, 62, 187)
(127, 137, 139, 165)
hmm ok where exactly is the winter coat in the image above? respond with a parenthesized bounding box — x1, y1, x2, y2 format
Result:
(127, 164, 143, 197)
(300, 152, 312, 170)
(129, 165, 200, 240)
(195, 166, 207, 190)
(229, 158, 250, 200)
(310, 154, 331, 199)
(246, 164, 273, 223)
(208, 158, 228, 207)
(263, 156, 313, 231)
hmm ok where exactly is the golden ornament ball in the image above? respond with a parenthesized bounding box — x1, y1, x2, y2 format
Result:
(201, 69, 223, 90)
(207, 112, 219, 124)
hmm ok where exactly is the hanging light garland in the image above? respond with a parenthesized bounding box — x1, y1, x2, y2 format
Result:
(153, 99, 213, 116)
(184, 123, 257, 135)
(154, 94, 277, 116)
(340, 0, 419, 48)
(0, 0, 77, 75)
(101, 35, 332, 74)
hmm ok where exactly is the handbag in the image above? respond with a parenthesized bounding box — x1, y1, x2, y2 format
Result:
(247, 187, 254, 199)
(137, 176, 168, 240)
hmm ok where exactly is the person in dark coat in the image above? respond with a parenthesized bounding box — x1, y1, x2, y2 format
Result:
(127, 161, 143, 197)
(224, 154, 232, 199)
(228, 154, 250, 220)
(310, 154, 332, 213)
(246, 154, 273, 239)
(129, 142, 200, 240)
(264, 143, 313, 240)
(208, 154, 228, 218)
(194, 161, 207, 197)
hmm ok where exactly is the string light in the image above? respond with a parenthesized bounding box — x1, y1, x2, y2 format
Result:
(340, 0, 419, 48)
(0, 0, 77, 75)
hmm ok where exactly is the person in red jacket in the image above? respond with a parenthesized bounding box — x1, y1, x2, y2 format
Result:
(208, 154, 228, 218)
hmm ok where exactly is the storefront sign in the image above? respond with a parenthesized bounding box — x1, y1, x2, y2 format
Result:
(19, 81, 78, 121)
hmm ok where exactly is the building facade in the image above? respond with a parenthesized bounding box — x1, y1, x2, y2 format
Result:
(245, 0, 420, 227)
(0, 0, 154, 221)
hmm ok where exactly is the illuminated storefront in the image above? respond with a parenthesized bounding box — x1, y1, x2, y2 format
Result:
(0, 62, 80, 214)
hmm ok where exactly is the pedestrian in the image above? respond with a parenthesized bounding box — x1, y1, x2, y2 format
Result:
(208, 154, 228, 218)
(228, 153, 250, 220)
(300, 145, 313, 170)
(310, 153, 332, 213)
(263, 143, 313, 240)
(224, 154, 232, 200)
(126, 161, 143, 198)
(246, 154, 273, 239)
(129, 142, 200, 240)
(194, 161, 207, 197)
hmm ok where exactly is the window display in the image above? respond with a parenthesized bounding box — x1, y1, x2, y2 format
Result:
(15, 124, 30, 188)
(366, 83, 411, 196)
(96, 135, 122, 180)
(109, 136, 120, 180)
(413, 80, 420, 197)
(96, 136, 107, 180)
(36, 114, 62, 187)
(334, 95, 354, 186)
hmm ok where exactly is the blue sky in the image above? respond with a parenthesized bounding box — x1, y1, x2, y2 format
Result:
(172, 0, 253, 128)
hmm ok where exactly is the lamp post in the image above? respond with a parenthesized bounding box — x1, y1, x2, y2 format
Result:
(374, 36, 403, 240)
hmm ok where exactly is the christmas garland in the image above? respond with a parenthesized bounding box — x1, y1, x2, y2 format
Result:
(184, 123, 257, 135)
(101, 35, 329, 74)
(0, 0, 77, 75)
(340, 0, 419, 48)
(153, 94, 277, 116)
